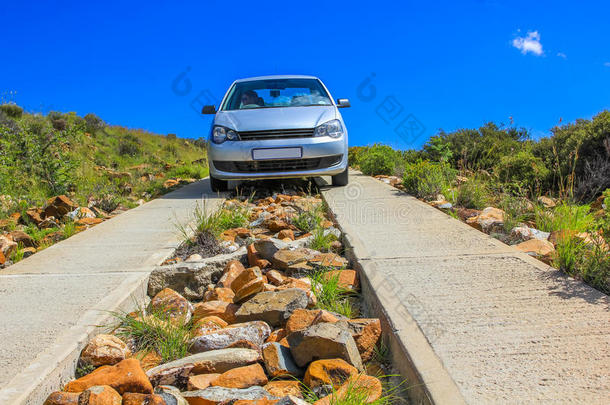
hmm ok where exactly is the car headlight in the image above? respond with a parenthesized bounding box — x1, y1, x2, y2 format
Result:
(314, 119, 343, 138)
(212, 126, 239, 144)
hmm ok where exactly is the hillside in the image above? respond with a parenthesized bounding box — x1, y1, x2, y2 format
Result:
(0, 104, 208, 267)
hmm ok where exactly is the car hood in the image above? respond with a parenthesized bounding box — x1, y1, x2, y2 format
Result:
(214, 106, 336, 132)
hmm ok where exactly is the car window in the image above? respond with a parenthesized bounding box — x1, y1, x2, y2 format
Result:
(222, 78, 332, 110)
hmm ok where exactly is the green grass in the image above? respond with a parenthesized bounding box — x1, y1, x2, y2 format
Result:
(310, 268, 355, 318)
(109, 306, 192, 363)
(308, 227, 337, 252)
(535, 203, 595, 233)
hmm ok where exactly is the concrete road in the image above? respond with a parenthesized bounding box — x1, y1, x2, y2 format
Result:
(0, 178, 224, 404)
(320, 171, 610, 405)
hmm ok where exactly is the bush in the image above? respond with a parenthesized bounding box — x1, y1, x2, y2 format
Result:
(0, 103, 23, 118)
(402, 160, 456, 199)
(358, 144, 399, 176)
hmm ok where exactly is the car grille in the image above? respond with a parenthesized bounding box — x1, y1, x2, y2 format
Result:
(238, 128, 315, 141)
(214, 155, 342, 173)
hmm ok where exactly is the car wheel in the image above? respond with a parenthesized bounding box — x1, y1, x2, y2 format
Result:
(331, 168, 349, 186)
(210, 175, 228, 192)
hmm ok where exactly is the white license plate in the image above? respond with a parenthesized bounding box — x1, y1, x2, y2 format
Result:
(252, 147, 302, 160)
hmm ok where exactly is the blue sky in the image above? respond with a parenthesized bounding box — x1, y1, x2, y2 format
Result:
(2, 0, 609, 149)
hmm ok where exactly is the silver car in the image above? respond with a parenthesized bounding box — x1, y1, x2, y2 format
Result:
(202, 75, 350, 192)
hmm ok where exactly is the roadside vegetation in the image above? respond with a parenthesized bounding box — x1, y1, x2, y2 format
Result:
(350, 111, 610, 294)
(0, 103, 208, 268)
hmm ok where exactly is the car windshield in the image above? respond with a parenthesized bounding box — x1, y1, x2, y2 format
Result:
(222, 78, 332, 110)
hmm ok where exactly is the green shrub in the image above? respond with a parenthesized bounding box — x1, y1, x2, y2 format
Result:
(358, 144, 399, 176)
(402, 160, 456, 200)
(454, 177, 490, 209)
(0, 103, 23, 118)
(495, 150, 550, 193)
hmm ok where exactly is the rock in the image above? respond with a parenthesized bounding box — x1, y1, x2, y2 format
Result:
(276, 395, 309, 405)
(308, 253, 348, 268)
(262, 342, 303, 378)
(44, 195, 77, 219)
(285, 309, 339, 335)
(322, 270, 358, 290)
(253, 239, 289, 261)
(192, 300, 239, 324)
(287, 323, 364, 371)
(80, 334, 131, 366)
(537, 196, 556, 208)
(314, 374, 382, 405)
(264, 381, 303, 399)
(122, 392, 166, 405)
(148, 249, 245, 300)
(79, 385, 122, 405)
(155, 385, 188, 405)
(303, 359, 358, 389)
(65, 358, 153, 395)
(510, 226, 550, 243)
(466, 207, 505, 232)
(187, 373, 220, 390)
(266, 270, 286, 286)
(515, 239, 555, 257)
(219, 260, 247, 289)
(334, 319, 381, 362)
(146, 349, 262, 386)
(203, 287, 235, 303)
(211, 363, 268, 389)
(191, 316, 229, 337)
(9, 230, 36, 247)
(277, 229, 294, 240)
(190, 321, 271, 353)
(181, 386, 276, 404)
(150, 288, 193, 325)
(43, 391, 80, 405)
(235, 289, 309, 327)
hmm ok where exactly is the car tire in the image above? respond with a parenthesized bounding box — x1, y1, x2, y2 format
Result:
(210, 175, 228, 192)
(331, 168, 349, 186)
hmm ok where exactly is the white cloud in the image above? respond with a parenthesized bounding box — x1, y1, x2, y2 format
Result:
(557, 52, 567, 59)
(512, 31, 544, 56)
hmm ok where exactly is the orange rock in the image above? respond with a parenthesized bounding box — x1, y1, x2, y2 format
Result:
(191, 316, 229, 337)
(80, 334, 131, 366)
(219, 260, 247, 289)
(264, 380, 303, 398)
(314, 374, 382, 405)
(322, 270, 359, 290)
(78, 385, 122, 405)
(211, 363, 268, 389)
(231, 267, 263, 293)
(265, 328, 287, 343)
(122, 392, 166, 405)
(64, 358, 153, 395)
(192, 301, 239, 324)
(303, 359, 358, 389)
(43, 391, 80, 405)
(334, 319, 381, 362)
(187, 373, 220, 390)
(204, 287, 235, 303)
(285, 309, 338, 334)
(75, 217, 104, 226)
(150, 288, 193, 324)
(277, 229, 295, 240)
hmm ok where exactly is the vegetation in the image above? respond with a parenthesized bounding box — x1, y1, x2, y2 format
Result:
(350, 110, 610, 294)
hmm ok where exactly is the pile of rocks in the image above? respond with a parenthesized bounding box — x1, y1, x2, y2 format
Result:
(44, 192, 391, 404)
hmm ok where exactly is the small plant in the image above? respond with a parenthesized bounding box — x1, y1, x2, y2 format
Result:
(110, 305, 192, 363)
(310, 268, 355, 318)
(308, 227, 337, 252)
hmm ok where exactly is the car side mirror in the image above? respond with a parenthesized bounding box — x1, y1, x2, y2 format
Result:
(202, 105, 217, 114)
(337, 98, 351, 108)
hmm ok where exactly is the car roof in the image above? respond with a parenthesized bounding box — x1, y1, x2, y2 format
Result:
(234, 75, 320, 83)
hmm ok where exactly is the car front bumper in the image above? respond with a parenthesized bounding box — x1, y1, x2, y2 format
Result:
(207, 136, 347, 180)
